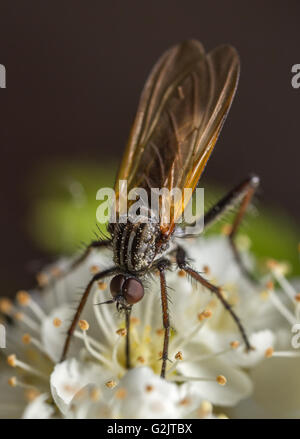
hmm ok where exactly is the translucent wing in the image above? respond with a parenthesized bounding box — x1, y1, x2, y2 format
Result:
(114, 40, 240, 236)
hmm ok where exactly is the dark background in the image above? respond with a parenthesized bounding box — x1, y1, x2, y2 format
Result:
(0, 1, 299, 295)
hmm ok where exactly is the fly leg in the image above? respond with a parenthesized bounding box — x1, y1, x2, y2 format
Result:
(176, 245, 252, 351)
(60, 266, 116, 362)
(204, 175, 260, 283)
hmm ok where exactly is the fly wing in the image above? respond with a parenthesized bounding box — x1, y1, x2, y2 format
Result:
(114, 40, 240, 235)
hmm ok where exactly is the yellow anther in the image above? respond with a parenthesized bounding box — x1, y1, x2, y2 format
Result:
(130, 317, 140, 325)
(115, 388, 127, 399)
(145, 384, 154, 392)
(116, 328, 126, 336)
(22, 334, 31, 345)
(8, 376, 17, 387)
(16, 290, 30, 306)
(203, 265, 210, 275)
(0, 298, 13, 314)
(7, 354, 17, 367)
(137, 356, 145, 364)
(79, 320, 89, 331)
(14, 312, 24, 321)
(216, 375, 227, 386)
(156, 328, 164, 336)
(179, 397, 191, 406)
(97, 281, 107, 290)
(25, 389, 40, 402)
(36, 272, 49, 287)
(90, 265, 101, 274)
(175, 351, 183, 361)
(198, 309, 212, 321)
(266, 281, 274, 290)
(295, 293, 300, 303)
(265, 347, 274, 358)
(178, 269, 186, 277)
(230, 340, 240, 349)
(53, 317, 62, 327)
(105, 380, 117, 389)
(90, 388, 101, 402)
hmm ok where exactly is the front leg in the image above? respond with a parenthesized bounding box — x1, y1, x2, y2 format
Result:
(176, 246, 252, 351)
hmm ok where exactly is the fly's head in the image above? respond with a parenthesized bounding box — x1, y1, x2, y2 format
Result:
(109, 273, 144, 310)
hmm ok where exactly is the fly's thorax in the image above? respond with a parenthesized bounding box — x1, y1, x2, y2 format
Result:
(108, 218, 167, 272)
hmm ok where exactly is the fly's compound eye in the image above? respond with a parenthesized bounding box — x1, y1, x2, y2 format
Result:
(122, 278, 144, 305)
(110, 274, 125, 298)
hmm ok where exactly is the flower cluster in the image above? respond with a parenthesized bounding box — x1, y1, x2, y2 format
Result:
(0, 235, 300, 418)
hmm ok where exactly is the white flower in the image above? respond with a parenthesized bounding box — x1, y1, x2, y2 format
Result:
(0, 234, 299, 418)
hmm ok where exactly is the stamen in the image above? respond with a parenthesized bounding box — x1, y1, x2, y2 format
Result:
(268, 290, 295, 325)
(198, 309, 212, 321)
(0, 298, 13, 314)
(115, 388, 127, 400)
(178, 270, 186, 277)
(7, 354, 48, 380)
(175, 351, 183, 361)
(265, 347, 274, 358)
(98, 281, 107, 291)
(17, 291, 46, 321)
(14, 312, 40, 331)
(79, 320, 89, 331)
(53, 317, 62, 327)
(116, 328, 126, 337)
(216, 375, 227, 386)
(145, 384, 154, 392)
(105, 380, 117, 389)
(80, 330, 113, 369)
(36, 272, 49, 287)
(230, 340, 240, 349)
(90, 265, 101, 274)
(197, 400, 213, 418)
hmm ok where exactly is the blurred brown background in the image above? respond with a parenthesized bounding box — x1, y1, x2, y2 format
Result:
(0, 0, 299, 294)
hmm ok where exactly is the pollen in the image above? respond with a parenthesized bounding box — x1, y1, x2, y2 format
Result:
(137, 356, 145, 363)
(216, 375, 227, 386)
(50, 266, 62, 278)
(14, 312, 24, 321)
(198, 309, 212, 321)
(198, 400, 212, 417)
(8, 376, 17, 387)
(145, 384, 154, 392)
(175, 351, 183, 361)
(203, 265, 210, 275)
(178, 270, 186, 277)
(130, 317, 140, 326)
(7, 354, 17, 367)
(115, 388, 127, 399)
(98, 281, 107, 290)
(265, 347, 274, 358)
(179, 397, 191, 406)
(25, 389, 40, 402)
(266, 281, 274, 290)
(295, 293, 300, 303)
(0, 298, 13, 314)
(90, 387, 101, 402)
(105, 380, 117, 389)
(36, 272, 49, 287)
(90, 265, 101, 274)
(156, 328, 164, 336)
(53, 317, 62, 327)
(79, 320, 89, 331)
(22, 333, 31, 345)
(116, 328, 127, 336)
(230, 340, 240, 349)
(16, 290, 30, 306)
